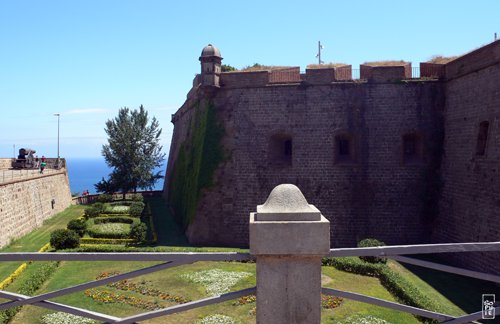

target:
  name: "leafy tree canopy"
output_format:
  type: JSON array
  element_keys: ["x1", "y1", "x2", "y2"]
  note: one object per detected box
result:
[
  {"x1": 95, "y1": 105, "x2": 165, "y2": 195},
  {"x1": 221, "y1": 64, "x2": 237, "y2": 72}
]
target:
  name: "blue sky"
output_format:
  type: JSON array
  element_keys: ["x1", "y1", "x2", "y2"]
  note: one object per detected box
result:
[{"x1": 1, "y1": 0, "x2": 498, "y2": 158}]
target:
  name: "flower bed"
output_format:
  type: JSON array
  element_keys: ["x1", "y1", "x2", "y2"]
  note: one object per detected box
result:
[
  {"x1": 84, "y1": 271, "x2": 190, "y2": 311},
  {"x1": 96, "y1": 271, "x2": 189, "y2": 303},
  {"x1": 86, "y1": 222, "x2": 131, "y2": 239},
  {"x1": 85, "y1": 216, "x2": 140, "y2": 239},
  {"x1": 182, "y1": 269, "x2": 252, "y2": 296},
  {"x1": 104, "y1": 205, "x2": 130, "y2": 214}
]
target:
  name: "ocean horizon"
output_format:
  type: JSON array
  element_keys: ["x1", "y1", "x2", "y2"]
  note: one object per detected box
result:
[{"x1": 66, "y1": 157, "x2": 165, "y2": 195}]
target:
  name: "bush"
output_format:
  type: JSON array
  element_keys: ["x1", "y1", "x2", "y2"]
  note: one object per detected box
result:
[
  {"x1": 93, "y1": 202, "x2": 105, "y2": 213},
  {"x1": 84, "y1": 206, "x2": 100, "y2": 219},
  {"x1": 357, "y1": 238, "x2": 387, "y2": 264},
  {"x1": 67, "y1": 219, "x2": 87, "y2": 237},
  {"x1": 80, "y1": 237, "x2": 135, "y2": 245},
  {"x1": 105, "y1": 205, "x2": 130, "y2": 214},
  {"x1": 130, "y1": 202, "x2": 145, "y2": 217},
  {"x1": 97, "y1": 194, "x2": 114, "y2": 202},
  {"x1": 322, "y1": 257, "x2": 383, "y2": 277},
  {"x1": 110, "y1": 201, "x2": 133, "y2": 206},
  {"x1": 50, "y1": 229, "x2": 80, "y2": 250},
  {"x1": 93, "y1": 216, "x2": 135, "y2": 224},
  {"x1": 130, "y1": 222, "x2": 147, "y2": 242},
  {"x1": 322, "y1": 257, "x2": 441, "y2": 322},
  {"x1": 131, "y1": 193, "x2": 144, "y2": 202}
]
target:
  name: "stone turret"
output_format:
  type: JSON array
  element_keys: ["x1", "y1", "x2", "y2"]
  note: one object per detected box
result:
[{"x1": 199, "y1": 44, "x2": 222, "y2": 87}]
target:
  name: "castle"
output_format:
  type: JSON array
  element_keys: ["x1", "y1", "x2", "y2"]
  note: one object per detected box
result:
[{"x1": 164, "y1": 41, "x2": 499, "y2": 273}]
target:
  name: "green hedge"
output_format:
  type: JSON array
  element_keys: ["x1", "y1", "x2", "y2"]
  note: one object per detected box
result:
[
  {"x1": 93, "y1": 216, "x2": 135, "y2": 224},
  {"x1": 129, "y1": 202, "x2": 145, "y2": 217},
  {"x1": 80, "y1": 237, "x2": 135, "y2": 245},
  {"x1": 110, "y1": 201, "x2": 134, "y2": 206},
  {"x1": 50, "y1": 229, "x2": 80, "y2": 250},
  {"x1": 322, "y1": 257, "x2": 440, "y2": 322},
  {"x1": 97, "y1": 213, "x2": 132, "y2": 218},
  {"x1": 104, "y1": 205, "x2": 130, "y2": 214},
  {"x1": 357, "y1": 238, "x2": 387, "y2": 264}
]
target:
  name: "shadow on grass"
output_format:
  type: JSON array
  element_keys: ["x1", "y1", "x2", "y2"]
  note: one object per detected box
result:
[
  {"x1": 400, "y1": 255, "x2": 500, "y2": 316},
  {"x1": 146, "y1": 196, "x2": 190, "y2": 247}
]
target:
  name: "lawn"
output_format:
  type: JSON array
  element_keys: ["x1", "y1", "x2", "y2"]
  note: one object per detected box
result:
[
  {"x1": 0, "y1": 205, "x2": 85, "y2": 281},
  {"x1": 1, "y1": 197, "x2": 497, "y2": 323}
]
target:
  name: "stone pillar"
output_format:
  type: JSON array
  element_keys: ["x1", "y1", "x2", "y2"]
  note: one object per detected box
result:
[{"x1": 250, "y1": 184, "x2": 330, "y2": 324}]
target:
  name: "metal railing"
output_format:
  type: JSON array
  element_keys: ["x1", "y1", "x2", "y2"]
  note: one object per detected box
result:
[
  {"x1": 0, "y1": 241, "x2": 498, "y2": 323},
  {"x1": 0, "y1": 168, "x2": 62, "y2": 184}
]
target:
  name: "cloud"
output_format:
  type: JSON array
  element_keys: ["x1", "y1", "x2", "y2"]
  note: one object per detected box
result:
[{"x1": 64, "y1": 108, "x2": 110, "y2": 115}]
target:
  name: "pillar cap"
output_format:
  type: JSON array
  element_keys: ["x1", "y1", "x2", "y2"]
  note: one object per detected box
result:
[{"x1": 256, "y1": 184, "x2": 321, "y2": 221}]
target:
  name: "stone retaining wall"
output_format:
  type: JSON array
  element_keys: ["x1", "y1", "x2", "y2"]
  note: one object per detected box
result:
[{"x1": 0, "y1": 170, "x2": 72, "y2": 247}]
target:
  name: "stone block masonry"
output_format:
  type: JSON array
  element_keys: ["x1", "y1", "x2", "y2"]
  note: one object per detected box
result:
[
  {"x1": 0, "y1": 170, "x2": 72, "y2": 247},
  {"x1": 165, "y1": 41, "x2": 500, "y2": 274}
]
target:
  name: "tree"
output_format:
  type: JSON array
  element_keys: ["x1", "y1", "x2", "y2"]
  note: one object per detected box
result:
[
  {"x1": 221, "y1": 64, "x2": 237, "y2": 72},
  {"x1": 95, "y1": 105, "x2": 165, "y2": 196}
]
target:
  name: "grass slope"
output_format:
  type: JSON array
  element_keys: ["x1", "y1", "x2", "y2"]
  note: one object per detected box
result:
[{"x1": 0, "y1": 205, "x2": 85, "y2": 281}]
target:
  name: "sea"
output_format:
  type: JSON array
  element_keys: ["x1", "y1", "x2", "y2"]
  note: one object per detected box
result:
[{"x1": 66, "y1": 157, "x2": 165, "y2": 195}]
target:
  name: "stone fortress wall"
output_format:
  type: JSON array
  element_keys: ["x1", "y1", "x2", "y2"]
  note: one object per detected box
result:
[
  {"x1": 165, "y1": 40, "x2": 500, "y2": 273},
  {"x1": 0, "y1": 159, "x2": 72, "y2": 248},
  {"x1": 432, "y1": 41, "x2": 500, "y2": 272}
]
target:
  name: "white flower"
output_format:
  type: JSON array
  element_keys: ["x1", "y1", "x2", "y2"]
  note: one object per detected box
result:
[
  {"x1": 340, "y1": 315, "x2": 392, "y2": 324},
  {"x1": 182, "y1": 269, "x2": 252, "y2": 296},
  {"x1": 197, "y1": 314, "x2": 238, "y2": 324},
  {"x1": 41, "y1": 312, "x2": 96, "y2": 324}
]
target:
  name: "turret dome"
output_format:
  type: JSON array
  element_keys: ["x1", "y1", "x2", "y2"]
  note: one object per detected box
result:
[{"x1": 200, "y1": 44, "x2": 221, "y2": 58}]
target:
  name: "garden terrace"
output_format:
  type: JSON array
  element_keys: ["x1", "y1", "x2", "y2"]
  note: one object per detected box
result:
[{"x1": 0, "y1": 187, "x2": 498, "y2": 323}]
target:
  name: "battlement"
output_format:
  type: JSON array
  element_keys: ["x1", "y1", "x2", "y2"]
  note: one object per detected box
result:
[{"x1": 192, "y1": 61, "x2": 446, "y2": 91}]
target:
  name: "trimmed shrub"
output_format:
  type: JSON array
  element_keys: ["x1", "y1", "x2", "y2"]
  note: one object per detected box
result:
[
  {"x1": 130, "y1": 223, "x2": 147, "y2": 242},
  {"x1": 110, "y1": 201, "x2": 134, "y2": 206},
  {"x1": 93, "y1": 216, "x2": 135, "y2": 224},
  {"x1": 80, "y1": 237, "x2": 135, "y2": 245},
  {"x1": 105, "y1": 205, "x2": 130, "y2": 214},
  {"x1": 97, "y1": 194, "x2": 114, "y2": 202},
  {"x1": 131, "y1": 193, "x2": 144, "y2": 202},
  {"x1": 358, "y1": 238, "x2": 387, "y2": 264},
  {"x1": 322, "y1": 257, "x2": 383, "y2": 277},
  {"x1": 67, "y1": 219, "x2": 87, "y2": 237},
  {"x1": 83, "y1": 206, "x2": 100, "y2": 219},
  {"x1": 322, "y1": 257, "x2": 441, "y2": 322},
  {"x1": 130, "y1": 202, "x2": 145, "y2": 217},
  {"x1": 50, "y1": 229, "x2": 80, "y2": 250},
  {"x1": 97, "y1": 213, "x2": 132, "y2": 218}
]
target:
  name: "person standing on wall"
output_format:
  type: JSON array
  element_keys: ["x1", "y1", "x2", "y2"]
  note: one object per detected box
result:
[{"x1": 40, "y1": 160, "x2": 46, "y2": 174}]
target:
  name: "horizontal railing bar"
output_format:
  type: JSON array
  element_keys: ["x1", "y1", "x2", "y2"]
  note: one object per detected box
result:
[
  {"x1": 441, "y1": 307, "x2": 500, "y2": 324},
  {"x1": 329, "y1": 242, "x2": 500, "y2": 257},
  {"x1": 0, "y1": 290, "x2": 120, "y2": 322},
  {"x1": 321, "y1": 287, "x2": 454, "y2": 321},
  {"x1": 392, "y1": 256, "x2": 500, "y2": 284},
  {"x1": 0, "y1": 261, "x2": 185, "y2": 311},
  {"x1": 115, "y1": 287, "x2": 257, "y2": 324},
  {"x1": 0, "y1": 252, "x2": 253, "y2": 262}
]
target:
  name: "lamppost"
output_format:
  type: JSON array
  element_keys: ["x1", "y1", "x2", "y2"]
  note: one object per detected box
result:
[{"x1": 54, "y1": 113, "x2": 60, "y2": 168}]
